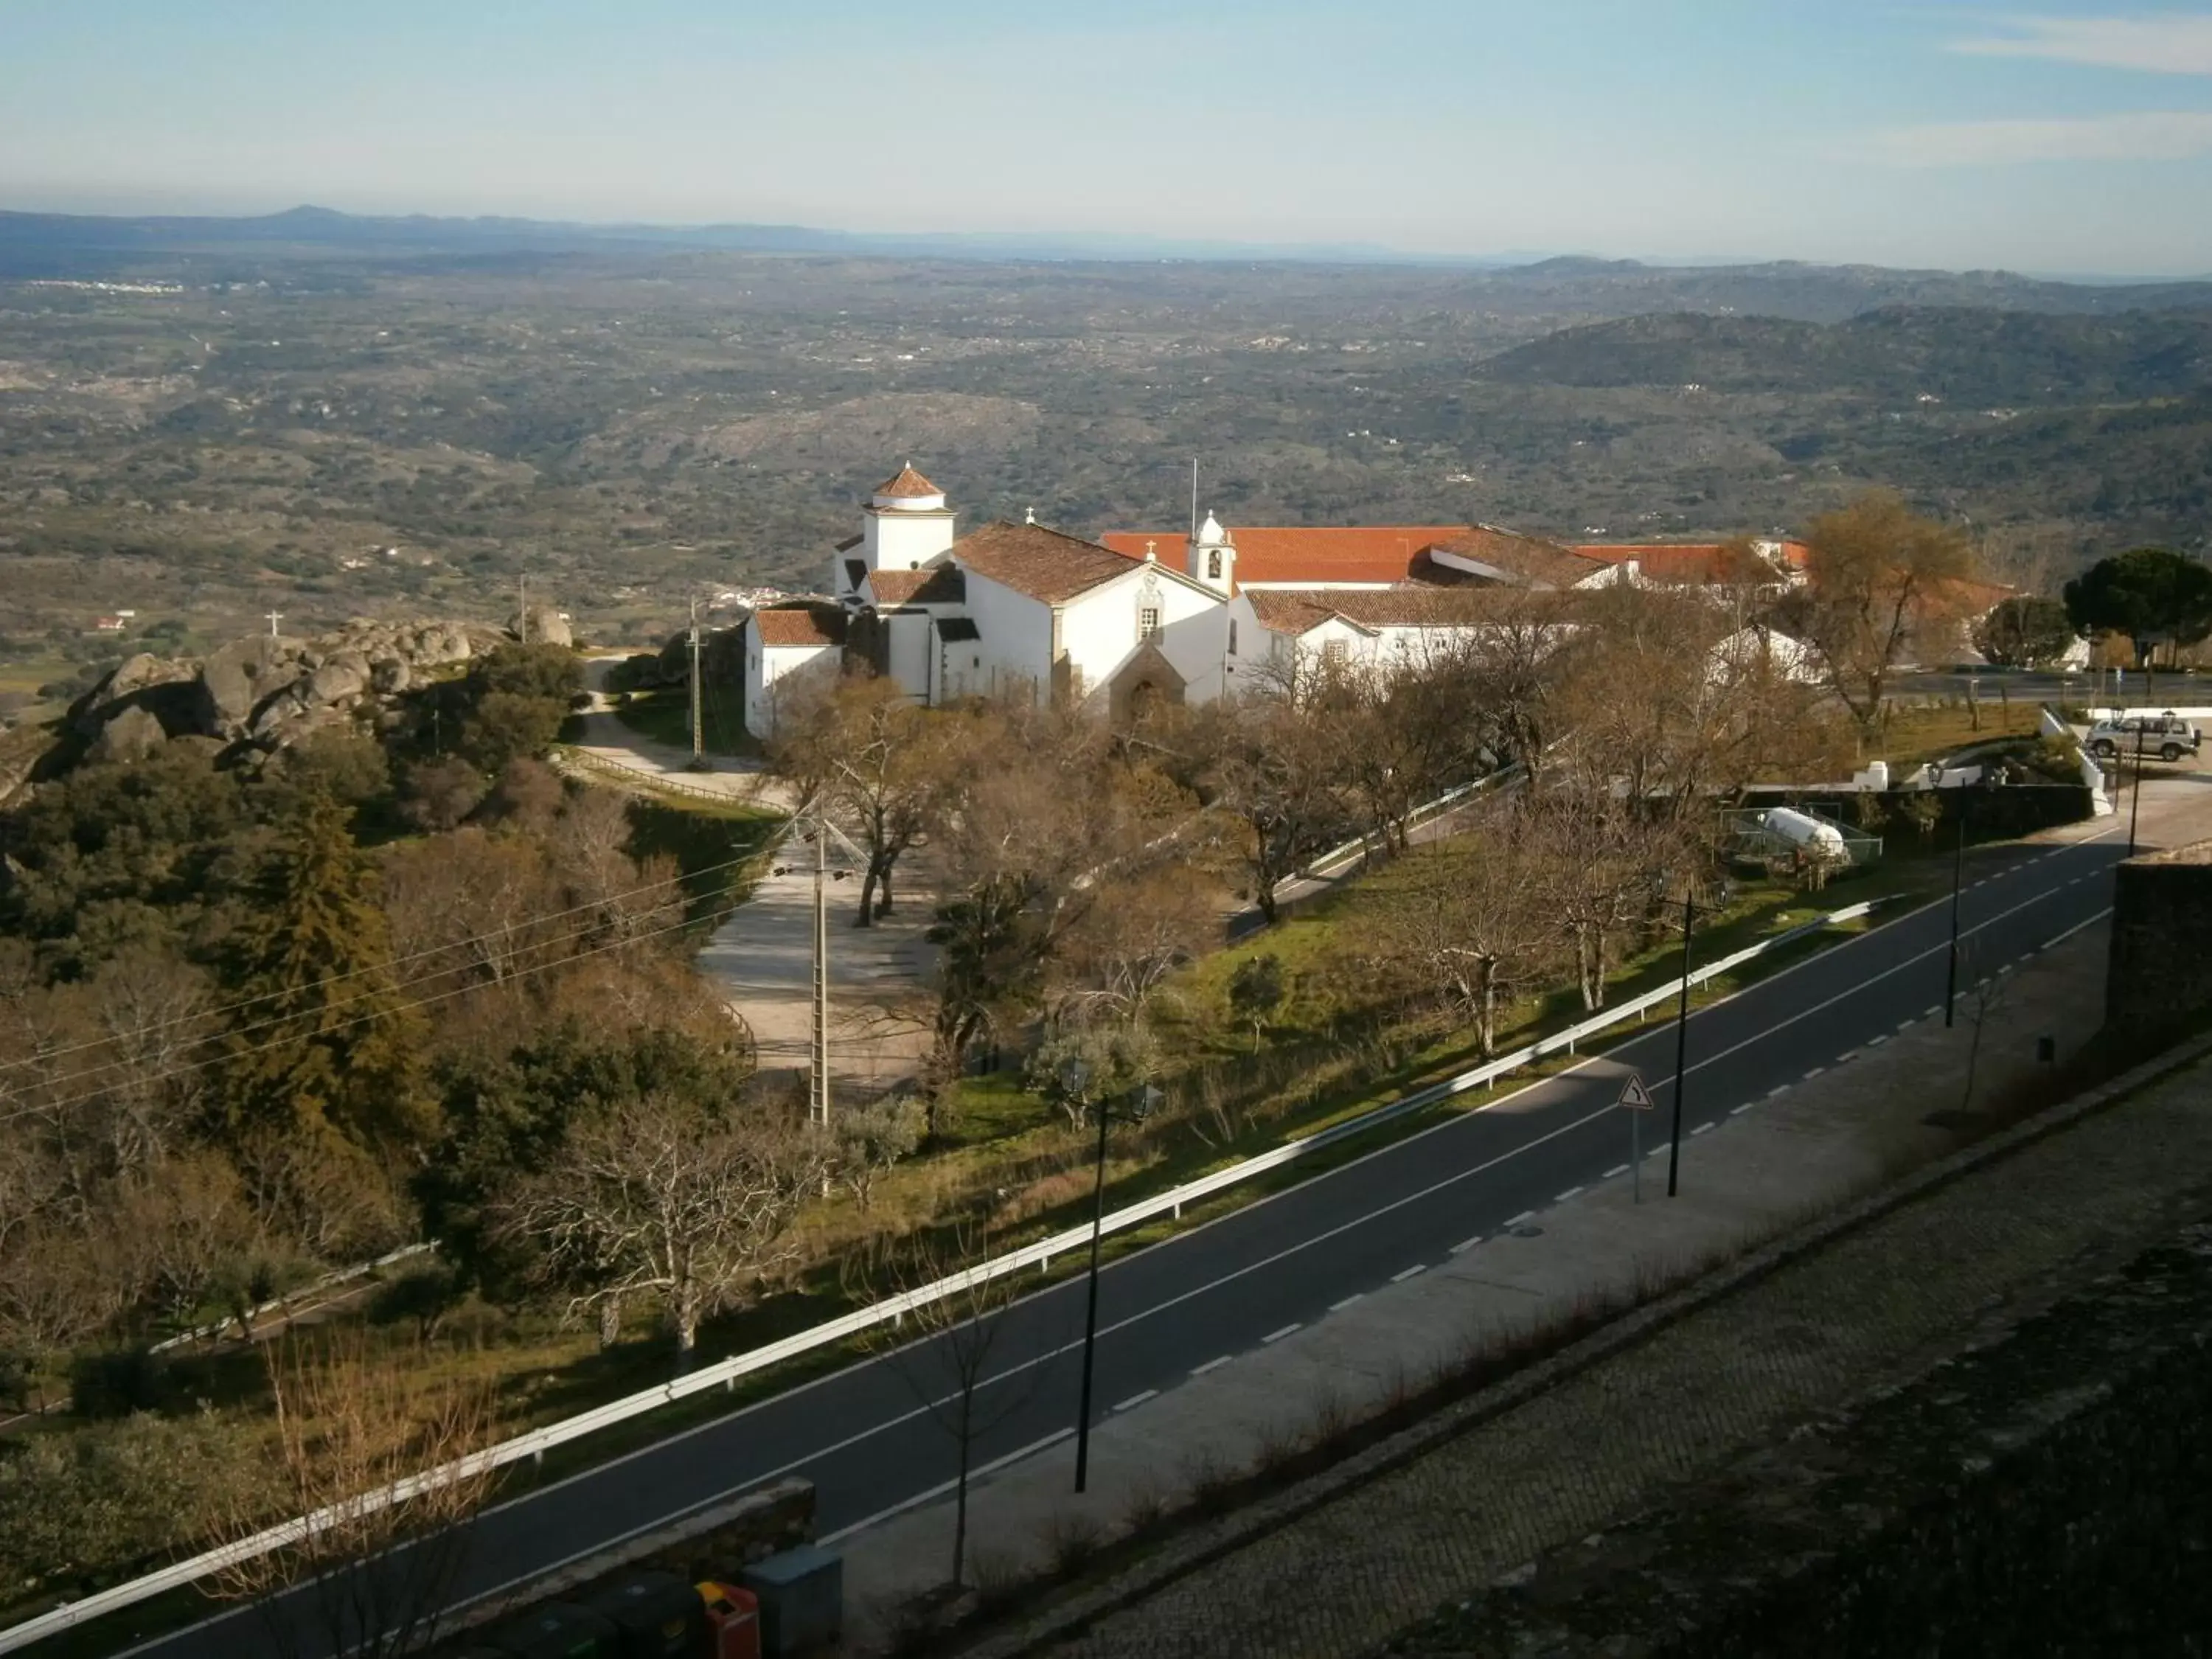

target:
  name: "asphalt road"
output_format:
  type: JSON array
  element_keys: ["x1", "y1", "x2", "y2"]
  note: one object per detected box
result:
[{"x1": 115, "y1": 825, "x2": 2131, "y2": 1659}]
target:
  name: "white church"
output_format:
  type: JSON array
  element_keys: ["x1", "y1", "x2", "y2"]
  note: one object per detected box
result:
[{"x1": 742, "y1": 464, "x2": 1799, "y2": 737}]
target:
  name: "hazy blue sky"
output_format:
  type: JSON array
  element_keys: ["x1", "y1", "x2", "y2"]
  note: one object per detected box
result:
[{"x1": 5, "y1": 1, "x2": 2212, "y2": 273}]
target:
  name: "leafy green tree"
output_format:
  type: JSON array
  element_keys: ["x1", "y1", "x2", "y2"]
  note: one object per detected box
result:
[
  {"x1": 469, "y1": 641, "x2": 584, "y2": 705},
  {"x1": 216, "y1": 793, "x2": 431, "y2": 1160},
  {"x1": 1973, "y1": 596, "x2": 2077, "y2": 669},
  {"x1": 457, "y1": 690, "x2": 565, "y2": 773},
  {"x1": 2062, "y1": 547, "x2": 2212, "y2": 667}
]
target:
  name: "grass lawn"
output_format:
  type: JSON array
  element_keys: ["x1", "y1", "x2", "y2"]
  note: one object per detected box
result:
[
  {"x1": 1876, "y1": 698, "x2": 2044, "y2": 768},
  {"x1": 610, "y1": 689, "x2": 759, "y2": 760}
]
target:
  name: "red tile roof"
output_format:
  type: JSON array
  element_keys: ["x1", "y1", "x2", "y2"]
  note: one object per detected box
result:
[
  {"x1": 872, "y1": 462, "x2": 942, "y2": 500},
  {"x1": 866, "y1": 566, "x2": 967, "y2": 606},
  {"x1": 953, "y1": 521, "x2": 1138, "y2": 605},
  {"x1": 1101, "y1": 526, "x2": 1474, "y2": 587},
  {"x1": 1246, "y1": 585, "x2": 1562, "y2": 635},
  {"x1": 1572, "y1": 542, "x2": 1782, "y2": 586},
  {"x1": 1429, "y1": 526, "x2": 1611, "y2": 588},
  {"x1": 751, "y1": 604, "x2": 847, "y2": 649}
]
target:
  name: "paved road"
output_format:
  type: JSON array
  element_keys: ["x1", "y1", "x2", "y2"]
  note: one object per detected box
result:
[{"x1": 116, "y1": 825, "x2": 2135, "y2": 1659}]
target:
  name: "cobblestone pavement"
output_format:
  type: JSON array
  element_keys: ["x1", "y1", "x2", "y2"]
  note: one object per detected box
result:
[{"x1": 1021, "y1": 1051, "x2": 2212, "y2": 1659}]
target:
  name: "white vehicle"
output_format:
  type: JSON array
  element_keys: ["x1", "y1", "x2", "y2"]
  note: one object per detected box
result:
[{"x1": 2087, "y1": 714, "x2": 2200, "y2": 764}]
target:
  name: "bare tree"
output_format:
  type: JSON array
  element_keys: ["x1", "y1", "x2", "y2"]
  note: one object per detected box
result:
[
  {"x1": 202, "y1": 1329, "x2": 504, "y2": 1659},
  {"x1": 1193, "y1": 687, "x2": 1354, "y2": 925},
  {"x1": 851, "y1": 1225, "x2": 1052, "y2": 1591},
  {"x1": 500, "y1": 1089, "x2": 827, "y2": 1360},
  {"x1": 1362, "y1": 832, "x2": 1558, "y2": 1057},
  {"x1": 1778, "y1": 491, "x2": 1975, "y2": 737}
]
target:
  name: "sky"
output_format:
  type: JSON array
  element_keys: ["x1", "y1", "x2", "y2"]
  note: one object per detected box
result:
[{"x1": 4, "y1": 1, "x2": 2212, "y2": 274}]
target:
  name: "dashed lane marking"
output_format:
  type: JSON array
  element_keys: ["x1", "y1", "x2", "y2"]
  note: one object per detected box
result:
[
  {"x1": 1329, "y1": 1293, "x2": 1364, "y2": 1312},
  {"x1": 1192, "y1": 1354, "x2": 1233, "y2": 1377},
  {"x1": 1262, "y1": 1323, "x2": 1301, "y2": 1344},
  {"x1": 1113, "y1": 1389, "x2": 1158, "y2": 1412},
  {"x1": 1604, "y1": 1164, "x2": 1631, "y2": 1179},
  {"x1": 1554, "y1": 1186, "x2": 1584, "y2": 1203},
  {"x1": 1391, "y1": 1265, "x2": 1427, "y2": 1283},
  {"x1": 1505, "y1": 1210, "x2": 1538, "y2": 1228}
]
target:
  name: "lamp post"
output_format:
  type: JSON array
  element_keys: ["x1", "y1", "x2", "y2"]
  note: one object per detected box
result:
[
  {"x1": 1071, "y1": 1065, "x2": 1161, "y2": 1495},
  {"x1": 2127, "y1": 720, "x2": 2147, "y2": 858},
  {"x1": 1665, "y1": 890, "x2": 1696, "y2": 1200},
  {"x1": 1945, "y1": 804, "x2": 1966, "y2": 1028}
]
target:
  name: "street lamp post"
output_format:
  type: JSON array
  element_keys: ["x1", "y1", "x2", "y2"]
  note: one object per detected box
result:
[
  {"x1": 1071, "y1": 1066, "x2": 1159, "y2": 1495},
  {"x1": 1665, "y1": 891, "x2": 1696, "y2": 1200},
  {"x1": 1945, "y1": 805, "x2": 1966, "y2": 1028},
  {"x1": 2128, "y1": 721, "x2": 2147, "y2": 858}
]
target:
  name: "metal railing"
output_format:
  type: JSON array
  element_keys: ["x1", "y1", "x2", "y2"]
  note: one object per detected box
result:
[
  {"x1": 0, "y1": 893, "x2": 1877, "y2": 1653},
  {"x1": 551, "y1": 743, "x2": 768, "y2": 807}
]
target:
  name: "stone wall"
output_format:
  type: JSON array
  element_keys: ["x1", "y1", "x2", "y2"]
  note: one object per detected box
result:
[
  {"x1": 1391, "y1": 1218, "x2": 2212, "y2": 1658},
  {"x1": 2106, "y1": 837, "x2": 2212, "y2": 1038}
]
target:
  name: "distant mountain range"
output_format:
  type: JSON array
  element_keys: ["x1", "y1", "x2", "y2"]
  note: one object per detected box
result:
[{"x1": 4, "y1": 204, "x2": 2211, "y2": 322}]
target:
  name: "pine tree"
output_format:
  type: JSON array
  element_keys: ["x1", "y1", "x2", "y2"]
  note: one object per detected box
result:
[{"x1": 219, "y1": 792, "x2": 432, "y2": 1161}]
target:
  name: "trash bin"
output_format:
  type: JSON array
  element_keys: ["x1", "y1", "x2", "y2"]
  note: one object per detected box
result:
[
  {"x1": 695, "y1": 1579, "x2": 762, "y2": 1659},
  {"x1": 586, "y1": 1571, "x2": 709, "y2": 1659},
  {"x1": 738, "y1": 1545, "x2": 842, "y2": 1657},
  {"x1": 484, "y1": 1602, "x2": 620, "y2": 1659}
]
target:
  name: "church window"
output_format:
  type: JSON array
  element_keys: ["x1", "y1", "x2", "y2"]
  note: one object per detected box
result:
[
  {"x1": 1321, "y1": 639, "x2": 1348, "y2": 672},
  {"x1": 1207, "y1": 549, "x2": 1222, "y2": 580},
  {"x1": 1228, "y1": 620, "x2": 1239, "y2": 655},
  {"x1": 1139, "y1": 606, "x2": 1161, "y2": 638}
]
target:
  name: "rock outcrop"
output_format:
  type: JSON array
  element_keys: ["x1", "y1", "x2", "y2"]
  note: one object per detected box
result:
[{"x1": 58, "y1": 615, "x2": 515, "y2": 769}]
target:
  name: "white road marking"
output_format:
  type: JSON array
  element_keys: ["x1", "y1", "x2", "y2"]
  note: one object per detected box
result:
[
  {"x1": 1730, "y1": 1103, "x2": 1753, "y2": 1116},
  {"x1": 819, "y1": 1428, "x2": 1074, "y2": 1543},
  {"x1": 1768, "y1": 1083, "x2": 1791, "y2": 1097},
  {"x1": 1391, "y1": 1265, "x2": 1427, "y2": 1282},
  {"x1": 1604, "y1": 1164, "x2": 1631, "y2": 1179},
  {"x1": 1329, "y1": 1293, "x2": 1365, "y2": 1312},
  {"x1": 1866, "y1": 1034, "x2": 1886, "y2": 1047},
  {"x1": 1897, "y1": 1018, "x2": 1916, "y2": 1032},
  {"x1": 1554, "y1": 1186, "x2": 1585, "y2": 1203},
  {"x1": 1691, "y1": 1122, "x2": 1714, "y2": 1136},
  {"x1": 1192, "y1": 1354, "x2": 1233, "y2": 1377},
  {"x1": 1112, "y1": 1388, "x2": 1158, "y2": 1412},
  {"x1": 1505, "y1": 1210, "x2": 1538, "y2": 1228},
  {"x1": 1262, "y1": 1323, "x2": 1302, "y2": 1344},
  {"x1": 1804, "y1": 1065, "x2": 1825, "y2": 1079},
  {"x1": 1450, "y1": 1236, "x2": 1483, "y2": 1254}
]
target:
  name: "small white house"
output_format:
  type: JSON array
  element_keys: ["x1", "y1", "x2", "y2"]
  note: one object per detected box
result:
[{"x1": 742, "y1": 603, "x2": 846, "y2": 740}]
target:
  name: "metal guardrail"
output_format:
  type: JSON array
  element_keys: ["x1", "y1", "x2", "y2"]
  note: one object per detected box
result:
[
  {"x1": 1293, "y1": 773, "x2": 1503, "y2": 885},
  {"x1": 0, "y1": 894, "x2": 1877, "y2": 1653},
  {"x1": 147, "y1": 1242, "x2": 435, "y2": 1355}
]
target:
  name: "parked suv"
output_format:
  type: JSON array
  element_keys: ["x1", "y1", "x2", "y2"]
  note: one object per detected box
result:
[{"x1": 2087, "y1": 714, "x2": 2201, "y2": 763}]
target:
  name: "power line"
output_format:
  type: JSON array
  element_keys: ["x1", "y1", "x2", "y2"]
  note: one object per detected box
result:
[
  {"x1": 0, "y1": 846, "x2": 765, "y2": 1078},
  {"x1": 0, "y1": 888, "x2": 757, "y2": 1133}
]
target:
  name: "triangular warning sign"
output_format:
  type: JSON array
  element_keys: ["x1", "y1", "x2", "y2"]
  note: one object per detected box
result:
[{"x1": 1618, "y1": 1073, "x2": 1655, "y2": 1111}]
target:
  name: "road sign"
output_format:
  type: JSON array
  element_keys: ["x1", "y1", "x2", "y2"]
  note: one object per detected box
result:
[{"x1": 1619, "y1": 1071, "x2": 1653, "y2": 1205}]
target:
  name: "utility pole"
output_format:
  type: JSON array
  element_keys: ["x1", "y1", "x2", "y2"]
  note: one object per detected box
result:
[
  {"x1": 688, "y1": 599, "x2": 706, "y2": 767},
  {"x1": 810, "y1": 826, "x2": 830, "y2": 1132},
  {"x1": 1945, "y1": 806, "x2": 1966, "y2": 1026},
  {"x1": 518, "y1": 574, "x2": 529, "y2": 644},
  {"x1": 1665, "y1": 892, "x2": 1696, "y2": 1199}
]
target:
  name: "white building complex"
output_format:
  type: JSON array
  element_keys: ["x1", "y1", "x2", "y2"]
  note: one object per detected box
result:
[{"x1": 740, "y1": 464, "x2": 1924, "y2": 737}]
